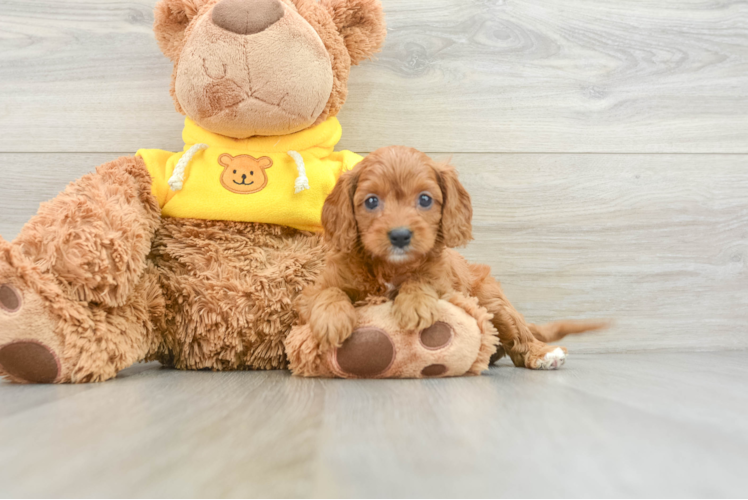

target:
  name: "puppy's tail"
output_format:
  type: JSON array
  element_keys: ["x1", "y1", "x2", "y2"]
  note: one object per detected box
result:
[{"x1": 528, "y1": 320, "x2": 610, "y2": 343}]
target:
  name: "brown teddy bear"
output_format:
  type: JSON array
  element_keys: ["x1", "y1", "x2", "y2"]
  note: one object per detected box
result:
[{"x1": 0, "y1": 0, "x2": 387, "y2": 383}]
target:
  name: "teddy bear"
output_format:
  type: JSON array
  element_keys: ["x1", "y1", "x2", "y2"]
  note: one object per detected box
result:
[{"x1": 0, "y1": 0, "x2": 390, "y2": 383}]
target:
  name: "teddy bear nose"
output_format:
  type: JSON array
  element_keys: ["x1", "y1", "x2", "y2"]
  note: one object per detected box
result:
[{"x1": 212, "y1": 0, "x2": 285, "y2": 35}]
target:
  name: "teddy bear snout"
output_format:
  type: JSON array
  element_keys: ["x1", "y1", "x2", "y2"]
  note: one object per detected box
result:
[{"x1": 212, "y1": 0, "x2": 285, "y2": 35}]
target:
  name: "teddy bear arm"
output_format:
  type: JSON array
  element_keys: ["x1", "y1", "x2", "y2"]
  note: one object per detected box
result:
[{"x1": 11, "y1": 155, "x2": 160, "y2": 306}]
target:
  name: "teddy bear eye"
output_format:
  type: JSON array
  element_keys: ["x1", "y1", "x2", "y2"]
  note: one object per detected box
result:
[
  {"x1": 233, "y1": 170, "x2": 237, "y2": 174},
  {"x1": 365, "y1": 196, "x2": 380, "y2": 211},
  {"x1": 250, "y1": 171, "x2": 254, "y2": 176}
]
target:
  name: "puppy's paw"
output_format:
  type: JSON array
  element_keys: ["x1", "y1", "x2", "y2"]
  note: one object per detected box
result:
[
  {"x1": 392, "y1": 285, "x2": 440, "y2": 332},
  {"x1": 526, "y1": 345, "x2": 567, "y2": 370},
  {"x1": 310, "y1": 311, "x2": 356, "y2": 352},
  {"x1": 308, "y1": 290, "x2": 357, "y2": 351}
]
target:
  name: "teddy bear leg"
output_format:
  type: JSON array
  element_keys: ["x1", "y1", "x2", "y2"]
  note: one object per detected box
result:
[
  {"x1": 470, "y1": 265, "x2": 567, "y2": 370},
  {"x1": 287, "y1": 297, "x2": 494, "y2": 379},
  {"x1": 64, "y1": 264, "x2": 165, "y2": 383},
  {"x1": 0, "y1": 156, "x2": 162, "y2": 383}
]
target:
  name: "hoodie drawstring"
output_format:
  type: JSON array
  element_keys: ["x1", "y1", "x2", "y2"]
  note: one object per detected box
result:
[
  {"x1": 168, "y1": 143, "x2": 209, "y2": 191},
  {"x1": 287, "y1": 150, "x2": 310, "y2": 194}
]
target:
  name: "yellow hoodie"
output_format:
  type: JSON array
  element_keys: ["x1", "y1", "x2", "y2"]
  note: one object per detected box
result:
[{"x1": 136, "y1": 117, "x2": 362, "y2": 232}]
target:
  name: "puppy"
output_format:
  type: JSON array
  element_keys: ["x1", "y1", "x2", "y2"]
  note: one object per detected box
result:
[{"x1": 297, "y1": 146, "x2": 604, "y2": 369}]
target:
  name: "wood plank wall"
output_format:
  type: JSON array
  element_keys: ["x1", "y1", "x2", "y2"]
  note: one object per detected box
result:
[{"x1": 1, "y1": 0, "x2": 746, "y2": 352}]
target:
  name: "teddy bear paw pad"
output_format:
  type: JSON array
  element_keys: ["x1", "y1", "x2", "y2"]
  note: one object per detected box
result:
[
  {"x1": 419, "y1": 321, "x2": 453, "y2": 350},
  {"x1": 0, "y1": 341, "x2": 60, "y2": 383},
  {"x1": 334, "y1": 327, "x2": 395, "y2": 378},
  {"x1": 0, "y1": 284, "x2": 21, "y2": 313},
  {"x1": 421, "y1": 364, "x2": 448, "y2": 377}
]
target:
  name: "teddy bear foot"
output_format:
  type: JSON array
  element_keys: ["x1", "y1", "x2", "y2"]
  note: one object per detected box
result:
[
  {"x1": 0, "y1": 283, "x2": 62, "y2": 384},
  {"x1": 0, "y1": 245, "x2": 64, "y2": 384},
  {"x1": 286, "y1": 297, "x2": 497, "y2": 379},
  {"x1": 333, "y1": 326, "x2": 396, "y2": 377},
  {"x1": 333, "y1": 321, "x2": 462, "y2": 378},
  {"x1": 0, "y1": 338, "x2": 60, "y2": 384}
]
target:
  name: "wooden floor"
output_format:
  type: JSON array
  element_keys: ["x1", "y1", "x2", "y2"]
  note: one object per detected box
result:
[{"x1": 0, "y1": 352, "x2": 746, "y2": 498}]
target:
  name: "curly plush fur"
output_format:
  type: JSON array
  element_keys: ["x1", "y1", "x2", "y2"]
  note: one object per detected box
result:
[
  {"x1": 150, "y1": 219, "x2": 326, "y2": 371},
  {"x1": 0, "y1": 158, "x2": 329, "y2": 383}
]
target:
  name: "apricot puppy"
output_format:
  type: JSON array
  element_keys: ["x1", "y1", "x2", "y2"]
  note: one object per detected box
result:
[{"x1": 296, "y1": 146, "x2": 604, "y2": 370}]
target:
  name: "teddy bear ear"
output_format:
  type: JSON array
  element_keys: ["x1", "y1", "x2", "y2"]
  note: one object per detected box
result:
[
  {"x1": 154, "y1": 0, "x2": 211, "y2": 61},
  {"x1": 321, "y1": 0, "x2": 387, "y2": 65},
  {"x1": 257, "y1": 157, "x2": 273, "y2": 169},
  {"x1": 218, "y1": 153, "x2": 234, "y2": 167}
]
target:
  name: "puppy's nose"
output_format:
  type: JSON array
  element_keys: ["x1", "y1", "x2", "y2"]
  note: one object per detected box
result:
[
  {"x1": 389, "y1": 228, "x2": 413, "y2": 249},
  {"x1": 212, "y1": 0, "x2": 285, "y2": 35}
]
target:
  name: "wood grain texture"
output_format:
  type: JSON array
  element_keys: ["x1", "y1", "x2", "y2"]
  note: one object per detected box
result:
[
  {"x1": 1, "y1": 0, "x2": 747, "y2": 153},
  {"x1": 0, "y1": 352, "x2": 747, "y2": 497},
  {"x1": 453, "y1": 153, "x2": 748, "y2": 353},
  {"x1": 2, "y1": 153, "x2": 746, "y2": 353}
]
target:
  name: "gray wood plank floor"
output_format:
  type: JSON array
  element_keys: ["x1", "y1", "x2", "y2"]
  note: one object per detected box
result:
[{"x1": 1, "y1": 352, "x2": 746, "y2": 498}]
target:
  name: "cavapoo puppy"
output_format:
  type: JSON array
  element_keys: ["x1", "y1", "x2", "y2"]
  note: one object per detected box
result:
[{"x1": 296, "y1": 146, "x2": 603, "y2": 369}]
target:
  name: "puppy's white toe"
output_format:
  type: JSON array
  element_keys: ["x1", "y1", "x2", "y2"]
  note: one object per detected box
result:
[{"x1": 537, "y1": 347, "x2": 566, "y2": 370}]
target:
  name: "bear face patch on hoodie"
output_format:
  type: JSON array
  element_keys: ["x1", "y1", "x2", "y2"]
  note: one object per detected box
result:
[{"x1": 137, "y1": 117, "x2": 362, "y2": 232}]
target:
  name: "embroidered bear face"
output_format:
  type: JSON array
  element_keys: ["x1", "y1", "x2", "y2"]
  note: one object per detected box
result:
[{"x1": 218, "y1": 154, "x2": 273, "y2": 194}]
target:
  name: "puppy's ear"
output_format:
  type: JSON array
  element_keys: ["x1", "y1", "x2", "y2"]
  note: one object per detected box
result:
[
  {"x1": 434, "y1": 161, "x2": 473, "y2": 248},
  {"x1": 154, "y1": 0, "x2": 210, "y2": 61},
  {"x1": 322, "y1": 167, "x2": 360, "y2": 253},
  {"x1": 321, "y1": 0, "x2": 387, "y2": 65}
]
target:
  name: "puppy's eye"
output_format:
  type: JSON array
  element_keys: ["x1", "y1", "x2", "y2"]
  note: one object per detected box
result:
[
  {"x1": 365, "y1": 196, "x2": 380, "y2": 211},
  {"x1": 418, "y1": 194, "x2": 433, "y2": 209}
]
